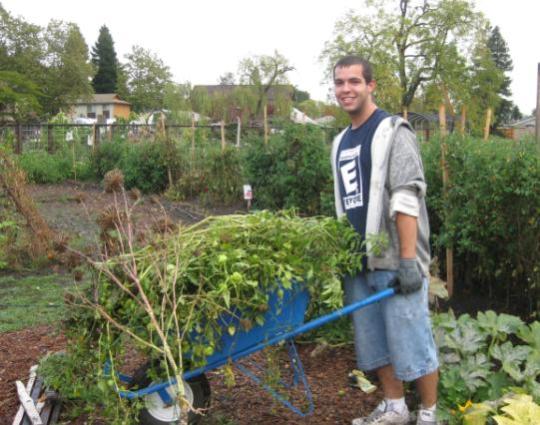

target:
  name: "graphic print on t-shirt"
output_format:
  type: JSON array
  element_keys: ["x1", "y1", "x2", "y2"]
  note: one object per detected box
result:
[{"x1": 339, "y1": 145, "x2": 363, "y2": 210}]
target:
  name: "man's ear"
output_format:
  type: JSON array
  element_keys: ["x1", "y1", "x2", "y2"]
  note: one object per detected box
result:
[{"x1": 368, "y1": 79, "x2": 377, "y2": 94}]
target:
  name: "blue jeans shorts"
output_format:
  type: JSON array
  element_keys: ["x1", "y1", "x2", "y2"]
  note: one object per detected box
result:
[{"x1": 344, "y1": 270, "x2": 439, "y2": 382}]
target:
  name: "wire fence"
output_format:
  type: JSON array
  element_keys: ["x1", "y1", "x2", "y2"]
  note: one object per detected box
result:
[{"x1": 0, "y1": 123, "x2": 341, "y2": 155}]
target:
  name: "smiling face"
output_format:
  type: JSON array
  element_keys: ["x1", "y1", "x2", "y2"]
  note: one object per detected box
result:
[{"x1": 334, "y1": 64, "x2": 376, "y2": 122}]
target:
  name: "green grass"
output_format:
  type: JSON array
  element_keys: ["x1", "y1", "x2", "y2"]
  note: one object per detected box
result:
[{"x1": 0, "y1": 274, "x2": 81, "y2": 333}]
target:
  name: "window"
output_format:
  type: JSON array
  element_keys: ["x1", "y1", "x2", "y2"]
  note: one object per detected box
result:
[{"x1": 87, "y1": 112, "x2": 96, "y2": 118}]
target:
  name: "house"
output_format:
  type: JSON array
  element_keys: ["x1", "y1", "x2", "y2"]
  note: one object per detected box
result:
[
  {"x1": 70, "y1": 94, "x2": 131, "y2": 122},
  {"x1": 498, "y1": 116, "x2": 535, "y2": 140}
]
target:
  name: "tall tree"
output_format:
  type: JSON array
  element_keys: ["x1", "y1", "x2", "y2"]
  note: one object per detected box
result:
[
  {"x1": 124, "y1": 45, "x2": 172, "y2": 112},
  {"x1": 467, "y1": 29, "x2": 504, "y2": 135},
  {"x1": 0, "y1": 70, "x2": 41, "y2": 121},
  {"x1": 0, "y1": 5, "x2": 45, "y2": 88},
  {"x1": 0, "y1": 5, "x2": 93, "y2": 119},
  {"x1": 487, "y1": 26, "x2": 521, "y2": 126},
  {"x1": 91, "y1": 25, "x2": 118, "y2": 93},
  {"x1": 320, "y1": 0, "x2": 482, "y2": 113},
  {"x1": 238, "y1": 50, "x2": 294, "y2": 117},
  {"x1": 42, "y1": 21, "x2": 93, "y2": 115}
]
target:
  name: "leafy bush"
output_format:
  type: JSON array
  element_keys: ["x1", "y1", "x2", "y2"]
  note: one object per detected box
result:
[
  {"x1": 90, "y1": 139, "x2": 128, "y2": 179},
  {"x1": 169, "y1": 138, "x2": 243, "y2": 205},
  {"x1": 204, "y1": 146, "x2": 243, "y2": 205},
  {"x1": 432, "y1": 310, "x2": 540, "y2": 423},
  {"x1": 18, "y1": 147, "x2": 94, "y2": 183},
  {"x1": 422, "y1": 134, "x2": 540, "y2": 315},
  {"x1": 18, "y1": 150, "x2": 71, "y2": 183},
  {"x1": 121, "y1": 141, "x2": 169, "y2": 193},
  {"x1": 243, "y1": 124, "x2": 332, "y2": 215}
]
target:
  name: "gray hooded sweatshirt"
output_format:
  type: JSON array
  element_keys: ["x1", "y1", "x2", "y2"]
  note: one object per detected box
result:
[{"x1": 331, "y1": 116, "x2": 431, "y2": 276}]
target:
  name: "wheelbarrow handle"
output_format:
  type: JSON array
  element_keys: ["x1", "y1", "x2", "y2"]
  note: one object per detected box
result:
[
  {"x1": 182, "y1": 287, "x2": 397, "y2": 382},
  {"x1": 262, "y1": 286, "x2": 397, "y2": 342}
]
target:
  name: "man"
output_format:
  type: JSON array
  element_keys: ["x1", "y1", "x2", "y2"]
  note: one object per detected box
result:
[{"x1": 331, "y1": 55, "x2": 439, "y2": 425}]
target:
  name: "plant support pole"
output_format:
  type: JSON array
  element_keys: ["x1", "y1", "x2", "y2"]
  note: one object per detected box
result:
[
  {"x1": 191, "y1": 116, "x2": 195, "y2": 163},
  {"x1": 460, "y1": 105, "x2": 466, "y2": 137},
  {"x1": 483, "y1": 107, "x2": 492, "y2": 141},
  {"x1": 439, "y1": 104, "x2": 454, "y2": 298},
  {"x1": 220, "y1": 120, "x2": 226, "y2": 152},
  {"x1": 236, "y1": 116, "x2": 241, "y2": 147},
  {"x1": 263, "y1": 104, "x2": 268, "y2": 145}
]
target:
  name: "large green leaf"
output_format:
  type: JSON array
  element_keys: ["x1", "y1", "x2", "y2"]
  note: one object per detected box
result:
[
  {"x1": 460, "y1": 353, "x2": 492, "y2": 392},
  {"x1": 490, "y1": 342, "x2": 531, "y2": 382},
  {"x1": 477, "y1": 311, "x2": 524, "y2": 344},
  {"x1": 517, "y1": 322, "x2": 540, "y2": 350},
  {"x1": 493, "y1": 394, "x2": 540, "y2": 425},
  {"x1": 444, "y1": 322, "x2": 487, "y2": 357}
]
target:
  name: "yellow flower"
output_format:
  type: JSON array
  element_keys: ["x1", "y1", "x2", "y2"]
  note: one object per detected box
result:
[{"x1": 458, "y1": 400, "x2": 473, "y2": 413}]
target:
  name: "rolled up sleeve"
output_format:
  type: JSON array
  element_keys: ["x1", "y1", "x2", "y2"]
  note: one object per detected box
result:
[{"x1": 387, "y1": 127, "x2": 427, "y2": 220}]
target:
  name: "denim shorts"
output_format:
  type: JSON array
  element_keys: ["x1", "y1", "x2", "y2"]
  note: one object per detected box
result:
[{"x1": 344, "y1": 270, "x2": 439, "y2": 382}]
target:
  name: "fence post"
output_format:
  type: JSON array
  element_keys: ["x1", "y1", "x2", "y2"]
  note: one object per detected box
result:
[
  {"x1": 15, "y1": 123, "x2": 22, "y2": 154},
  {"x1": 439, "y1": 104, "x2": 454, "y2": 298},
  {"x1": 220, "y1": 120, "x2": 226, "y2": 152},
  {"x1": 47, "y1": 124, "x2": 54, "y2": 153},
  {"x1": 93, "y1": 124, "x2": 100, "y2": 149}
]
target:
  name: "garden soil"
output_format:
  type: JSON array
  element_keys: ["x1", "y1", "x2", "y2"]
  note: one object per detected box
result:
[
  {"x1": 0, "y1": 182, "x2": 384, "y2": 424},
  {"x1": 0, "y1": 325, "x2": 384, "y2": 424}
]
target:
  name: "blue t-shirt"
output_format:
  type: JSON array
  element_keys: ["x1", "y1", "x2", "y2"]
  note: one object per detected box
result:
[{"x1": 336, "y1": 109, "x2": 390, "y2": 243}]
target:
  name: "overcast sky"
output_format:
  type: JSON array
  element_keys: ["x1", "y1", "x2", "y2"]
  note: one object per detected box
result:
[{"x1": 3, "y1": 0, "x2": 539, "y2": 114}]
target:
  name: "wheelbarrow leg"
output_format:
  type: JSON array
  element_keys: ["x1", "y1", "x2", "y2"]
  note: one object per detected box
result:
[{"x1": 235, "y1": 339, "x2": 314, "y2": 417}]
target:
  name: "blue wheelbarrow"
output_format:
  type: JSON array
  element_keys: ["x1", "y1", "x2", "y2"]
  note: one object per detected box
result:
[{"x1": 106, "y1": 284, "x2": 396, "y2": 424}]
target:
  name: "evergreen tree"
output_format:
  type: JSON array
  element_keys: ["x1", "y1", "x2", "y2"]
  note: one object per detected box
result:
[
  {"x1": 487, "y1": 26, "x2": 522, "y2": 125},
  {"x1": 91, "y1": 25, "x2": 118, "y2": 93}
]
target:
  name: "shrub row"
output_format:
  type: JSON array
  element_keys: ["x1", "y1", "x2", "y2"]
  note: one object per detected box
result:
[
  {"x1": 12, "y1": 127, "x2": 540, "y2": 312},
  {"x1": 422, "y1": 134, "x2": 539, "y2": 315}
]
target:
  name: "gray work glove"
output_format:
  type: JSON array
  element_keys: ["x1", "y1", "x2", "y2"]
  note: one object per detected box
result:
[{"x1": 397, "y1": 258, "x2": 423, "y2": 294}]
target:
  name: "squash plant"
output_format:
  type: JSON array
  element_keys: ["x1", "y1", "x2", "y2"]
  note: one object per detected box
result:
[{"x1": 433, "y1": 311, "x2": 540, "y2": 423}]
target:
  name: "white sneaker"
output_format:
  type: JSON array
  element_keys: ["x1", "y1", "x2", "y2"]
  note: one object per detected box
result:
[
  {"x1": 416, "y1": 408, "x2": 438, "y2": 425},
  {"x1": 352, "y1": 401, "x2": 411, "y2": 425}
]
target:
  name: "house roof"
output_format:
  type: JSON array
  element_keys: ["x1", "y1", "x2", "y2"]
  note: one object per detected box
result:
[
  {"x1": 508, "y1": 116, "x2": 535, "y2": 128},
  {"x1": 74, "y1": 94, "x2": 131, "y2": 106}
]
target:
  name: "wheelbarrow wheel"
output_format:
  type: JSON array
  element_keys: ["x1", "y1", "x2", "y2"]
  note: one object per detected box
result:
[{"x1": 138, "y1": 373, "x2": 211, "y2": 425}]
